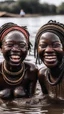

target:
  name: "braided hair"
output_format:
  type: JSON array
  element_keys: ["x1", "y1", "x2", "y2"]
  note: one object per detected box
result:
[
  {"x1": 34, "y1": 20, "x2": 64, "y2": 65},
  {"x1": 0, "y1": 22, "x2": 32, "y2": 52}
]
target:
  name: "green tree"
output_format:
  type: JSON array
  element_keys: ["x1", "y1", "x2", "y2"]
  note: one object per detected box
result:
[
  {"x1": 9, "y1": 2, "x2": 20, "y2": 13},
  {"x1": 49, "y1": 5, "x2": 56, "y2": 14},
  {"x1": 57, "y1": 2, "x2": 64, "y2": 14},
  {"x1": 40, "y1": 3, "x2": 50, "y2": 15},
  {"x1": 17, "y1": 0, "x2": 40, "y2": 14}
]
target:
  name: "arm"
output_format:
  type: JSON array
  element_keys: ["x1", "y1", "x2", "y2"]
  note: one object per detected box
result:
[
  {"x1": 24, "y1": 62, "x2": 38, "y2": 97},
  {"x1": 38, "y1": 68, "x2": 48, "y2": 95},
  {"x1": 28, "y1": 68, "x2": 38, "y2": 97},
  {"x1": 29, "y1": 79, "x2": 37, "y2": 97}
]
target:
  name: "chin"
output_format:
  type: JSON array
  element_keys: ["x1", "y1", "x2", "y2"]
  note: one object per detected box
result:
[
  {"x1": 9, "y1": 61, "x2": 21, "y2": 66},
  {"x1": 9, "y1": 57, "x2": 24, "y2": 66},
  {"x1": 44, "y1": 61, "x2": 58, "y2": 68}
]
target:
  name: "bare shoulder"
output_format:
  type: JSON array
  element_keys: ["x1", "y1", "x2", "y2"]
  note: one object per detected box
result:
[
  {"x1": 24, "y1": 61, "x2": 38, "y2": 80},
  {"x1": 38, "y1": 66, "x2": 47, "y2": 78},
  {"x1": 24, "y1": 61, "x2": 38, "y2": 71}
]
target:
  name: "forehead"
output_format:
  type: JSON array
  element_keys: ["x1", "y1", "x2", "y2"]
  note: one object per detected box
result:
[
  {"x1": 3, "y1": 30, "x2": 27, "y2": 42},
  {"x1": 39, "y1": 32, "x2": 61, "y2": 42}
]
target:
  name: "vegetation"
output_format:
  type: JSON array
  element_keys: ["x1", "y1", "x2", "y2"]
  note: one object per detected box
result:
[{"x1": 0, "y1": 0, "x2": 64, "y2": 15}]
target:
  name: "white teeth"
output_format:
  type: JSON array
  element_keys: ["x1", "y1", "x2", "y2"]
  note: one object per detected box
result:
[
  {"x1": 10, "y1": 55, "x2": 21, "y2": 63},
  {"x1": 44, "y1": 53, "x2": 56, "y2": 56},
  {"x1": 45, "y1": 56, "x2": 56, "y2": 59},
  {"x1": 44, "y1": 55, "x2": 57, "y2": 62},
  {"x1": 45, "y1": 58, "x2": 56, "y2": 62},
  {"x1": 11, "y1": 55, "x2": 20, "y2": 59}
]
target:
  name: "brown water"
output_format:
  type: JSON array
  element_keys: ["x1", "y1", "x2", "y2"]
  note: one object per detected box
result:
[
  {"x1": 0, "y1": 15, "x2": 64, "y2": 113},
  {"x1": 0, "y1": 81, "x2": 64, "y2": 114}
]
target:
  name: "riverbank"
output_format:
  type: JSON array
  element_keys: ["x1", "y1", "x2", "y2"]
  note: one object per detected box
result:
[{"x1": 0, "y1": 11, "x2": 41, "y2": 17}]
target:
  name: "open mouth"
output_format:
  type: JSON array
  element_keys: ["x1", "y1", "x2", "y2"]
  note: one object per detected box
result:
[
  {"x1": 44, "y1": 53, "x2": 57, "y2": 65},
  {"x1": 44, "y1": 56, "x2": 57, "y2": 63},
  {"x1": 10, "y1": 55, "x2": 21, "y2": 63}
]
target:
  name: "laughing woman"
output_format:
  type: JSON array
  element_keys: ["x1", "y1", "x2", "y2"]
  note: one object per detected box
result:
[
  {"x1": 34, "y1": 20, "x2": 64, "y2": 100},
  {"x1": 0, "y1": 23, "x2": 38, "y2": 99}
]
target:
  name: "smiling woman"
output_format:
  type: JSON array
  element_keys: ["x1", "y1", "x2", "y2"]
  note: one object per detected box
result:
[
  {"x1": 0, "y1": 22, "x2": 38, "y2": 99},
  {"x1": 34, "y1": 20, "x2": 64, "y2": 100}
]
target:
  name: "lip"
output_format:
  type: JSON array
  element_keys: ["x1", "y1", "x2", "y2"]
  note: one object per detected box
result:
[
  {"x1": 10, "y1": 55, "x2": 21, "y2": 63},
  {"x1": 44, "y1": 53, "x2": 57, "y2": 65},
  {"x1": 44, "y1": 56, "x2": 57, "y2": 62}
]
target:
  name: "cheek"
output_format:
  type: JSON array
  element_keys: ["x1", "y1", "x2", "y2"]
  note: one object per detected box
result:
[
  {"x1": 2, "y1": 47, "x2": 10, "y2": 59},
  {"x1": 21, "y1": 51, "x2": 27, "y2": 61},
  {"x1": 2, "y1": 48, "x2": 9, "y2": 55},
  {"x1": 38, "y1": 47, "x2": 44, "y2": 60},
  {"x1": 55, "y1": 47, "x2": 63, "y2": 55},
  {"x1": 21, "y1": 48, "x2": 28, "y2": 54},
  {"x1": 20, "y1": 49, "x2": 28, "y2": 58},
  {"x1": 3, "y1": 52, "x2": 9, "y2": 61},
  {"x1": 21, "y1": 48, "x2": 28, "y2": 52},
  {"x1": 2, "y1": 45, "x2": 10, "y2": 52},
  {"x1": 56, "y1": 50, "x2": 64, "y2": 61}
]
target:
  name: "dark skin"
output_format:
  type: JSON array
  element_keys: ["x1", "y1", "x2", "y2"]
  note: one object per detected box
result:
[
  {"x1": 0, "y1": 30, "x2": 38, "y2": 99},
  {"x1": 38, "y1": 32, "x2": 64, "y2": 100}
]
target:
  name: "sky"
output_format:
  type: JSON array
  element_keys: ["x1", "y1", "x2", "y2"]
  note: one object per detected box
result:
[{"x1": 39, "y1": 0, "x2": 64, "y2": 6}]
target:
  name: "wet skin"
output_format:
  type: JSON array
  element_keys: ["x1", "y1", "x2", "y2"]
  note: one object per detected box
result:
[
  {"x1": 0, "y1": 30, "x2": 38, "y2": 99},
  {"x1": 38, "y1": 32, "x2": 64, "y2": 100}
]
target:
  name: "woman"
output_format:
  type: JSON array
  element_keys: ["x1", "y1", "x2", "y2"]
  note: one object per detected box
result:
[
  {"x1": 0, "y1": 22, "x2": 38, "y2": 99},
  {"x1": 34, "y1": 20, "x2": 64, "y2": 100}
]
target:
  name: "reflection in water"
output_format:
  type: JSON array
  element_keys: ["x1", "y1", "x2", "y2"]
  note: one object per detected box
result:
[
  {"x1": 0, "y1": 96, "x2": 64, "y2": 114},
  {"x1": 0, "y1": 16, "x2": 64, "y2": 113},
  {"x1": 0, "y1": 81, "x2": 64, "y2": 114}
]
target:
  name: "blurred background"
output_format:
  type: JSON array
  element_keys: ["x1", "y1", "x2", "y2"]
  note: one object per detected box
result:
[{"x1": 0, "y1": 0, "x2": 64, "y2": 15}]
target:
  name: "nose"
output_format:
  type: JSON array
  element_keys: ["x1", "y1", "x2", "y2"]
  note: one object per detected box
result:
[
  {"x1": 45, "y1": 45, "x2": 54, "y2": 52},
  {"x1": 12, "y1": 45, "x2": 20, "y2": 51}
]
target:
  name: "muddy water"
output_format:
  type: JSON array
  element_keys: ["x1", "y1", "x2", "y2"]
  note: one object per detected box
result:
[{"x1": 0, "y1": 80, "x2": 64, "y2": 114}]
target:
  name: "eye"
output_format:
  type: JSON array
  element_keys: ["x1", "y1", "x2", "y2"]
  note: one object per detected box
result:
[
  {"x1": 39, "y1": 43, "x2": 47, "y2": 48},
  {"x1": 7, "y1": 44, "x2": 13, "y2": 47},
  {"x1": 3, "y1": 42, "x2": 13, "y2": 48},
  {"x1": 53, "y1": 43, "x2": 62, "y2": 48},
  {"x1": 20, "y1": 43, "x2": 27, "y2": 48}
]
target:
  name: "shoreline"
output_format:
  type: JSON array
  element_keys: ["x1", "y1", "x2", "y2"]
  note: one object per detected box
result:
[
  {"x1": 0, "y1": 11, "x2": 41, "y2": 17},
  {"x1": 0, "y1": 11, "x2": 64, "y2": 18}
]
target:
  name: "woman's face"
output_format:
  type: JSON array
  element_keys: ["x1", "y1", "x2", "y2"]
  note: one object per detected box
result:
[
  {"x1": 2, "y1": 30, "x2": 28, "y2": 66},
  {"x1": 38, "y1": 32, "x2": 63, "y2": 68}
]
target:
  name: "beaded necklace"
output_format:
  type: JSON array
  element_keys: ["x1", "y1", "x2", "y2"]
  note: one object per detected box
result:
[
  {"x1": 46, "y1": 68, "x2": 64, "y2": 86},
  {"x1": 2, "y1": 62, "x2": 25, "y2": 85}
]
